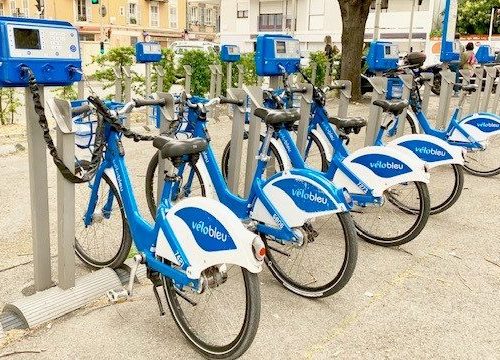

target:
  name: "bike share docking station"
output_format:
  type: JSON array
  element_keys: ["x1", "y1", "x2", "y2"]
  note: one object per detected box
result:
[{"x1": 0, "y1": 17, "x2": 125, "y2": 335}]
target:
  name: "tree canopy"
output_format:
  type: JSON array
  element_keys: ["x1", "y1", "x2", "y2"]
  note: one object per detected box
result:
[{"x1": 457, "y1": 0, "x2": 500, "y2": 35}]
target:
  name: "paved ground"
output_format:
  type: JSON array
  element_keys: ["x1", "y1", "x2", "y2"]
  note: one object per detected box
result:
[{"x1": 0, "y1": 94, "x2": 499, "y2": 359}]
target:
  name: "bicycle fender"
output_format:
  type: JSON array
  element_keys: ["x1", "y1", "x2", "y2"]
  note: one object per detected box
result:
[
  {"x1": 387, "y1": 134, "x2": 465, "y2": 168},
  {"x1": 251, "y1": 169, "x2": 350, "y2": 228},
  {"x1": 156, "y1": 197, "x2": 262, "y2": 279},
  {"x1": 449, "y1": 113, "x2": 500, "y2": 143},
  {"x1": 333, "y1": 146, "x2": 430, "y2": 197},
  {"x1": 270, "y1": 137, "x2": 292, "y2": 170},
  {"x1": 195, "y1": 154, "x2": 219, "y2": 199},
  {"x1": 311, "y1": 128, "x2": 334, "y2": 163}
]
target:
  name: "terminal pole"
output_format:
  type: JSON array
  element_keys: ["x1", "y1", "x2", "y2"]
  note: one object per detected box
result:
[
  {"x1": 77, "y1": 80, "x2": 85, "y2": 99},
  {"x1": 396, "y1": 74, "x2": 413, "y2": 137},
  {"x1": 209, "y1": 65, "x2": 217, "y2": 98},
  {"x1": 296, "y1": 83, "x2": 313, "y2": 156},
  {"x1": 237, "y1": 64, "x2": 244, "y2": 88},
  {"x1": 436, "y1": 67, "x2": 455, "y2": 129},
  {"x1": 216, "y1": 65, "x2": 223, "y2": 97},
  {"x1": 226, "y1": 63, "x2": 233, "y2": 91},
  {"x1": 469, "y1": 67, "x2": 484, "y2": 114},
  {"x1": 51, "y1": 99, "x2": 76, "y2": 290},
  {"x1": 335, "y1": 80, "x2": 352, "y2": 118},
  {"x1": 491, "y1": 65, "x2": 500, "y2": 114},
  {"x1": 242, "y1": 85, "x2": 263, "y2": 196},
  {"x1": 480, "y1": 66, "x2": 497, "y2": 112},
  {"x1": 156, "y1": 65, "x2": 165, "y2": 93},
  {"x1": 420, "y1": 72, "x2": 434, "y2": 116},
  {"x1": 365, "y1": 76, "x2": 387, "y2": 146},
  {"x1": 226, "y1": 88, "x2": 247, "y2": 193},
  {"x1": 25, "y1": 86, "x2": 53, "y2": 292},
  {"x1": 183, "y1": 65, "x2": 192, "y2": 94},
  {"x1": 113, "y1": 65, "x2": 123, "y2": 103},
  {"x1": 122, "y1": 66, "x2": 132, "y2": 127}
]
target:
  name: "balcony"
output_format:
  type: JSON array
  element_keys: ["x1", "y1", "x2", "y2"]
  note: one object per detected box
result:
[{"x1": 258, "y1": 13, "x2": 283, "y2": 31}]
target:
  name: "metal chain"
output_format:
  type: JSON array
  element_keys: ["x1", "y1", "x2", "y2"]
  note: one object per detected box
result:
[{"x1": 25, "y1": 68, "x2": 155, "y2": 184}]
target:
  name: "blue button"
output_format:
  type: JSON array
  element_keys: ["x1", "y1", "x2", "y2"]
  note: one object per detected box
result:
[{"x1": 70, "y1": 45, "x2": 77, "y2": 52}]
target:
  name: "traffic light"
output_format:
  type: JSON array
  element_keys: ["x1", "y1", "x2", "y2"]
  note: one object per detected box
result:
[
  {"x1": 91, "y1": 0, "x2": 99, "y2": 4},
  {"x1": 100, "y1": 41, "x2": 105, "y2": 55}
]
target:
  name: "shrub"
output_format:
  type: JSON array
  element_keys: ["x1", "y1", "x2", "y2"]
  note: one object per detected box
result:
[
  {"x1": 152, "y1": 48, "x2": 177, "y2": 93},
  {"x1": 177, "y1": 50, "x2": 219, "y2": 96}
]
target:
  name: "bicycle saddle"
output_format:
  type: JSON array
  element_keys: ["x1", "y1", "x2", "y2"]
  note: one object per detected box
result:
[
  {"x1": 373, "y1": 100, "x2": 408, "y2": 116},
  {"x1": 254, "y1": 108, "x2": 301, "y2": 126},
  {"x1": 153, "y1": 136, "x2": 208, "y2": 159},
  {"x1": 457, "y1": 84, "x2": 478, "y2": 93},
  {"x1": 328, "y1": 116, "x2": 367, "y2": 134}
]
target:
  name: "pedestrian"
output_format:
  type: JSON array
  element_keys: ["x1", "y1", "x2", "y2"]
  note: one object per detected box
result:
[
  {"x1": 324, "y1": 35, "x2": 334, "y2": 83},
  {"x1": 461, "y1": 42, "x2": 477, "y2": 70}
]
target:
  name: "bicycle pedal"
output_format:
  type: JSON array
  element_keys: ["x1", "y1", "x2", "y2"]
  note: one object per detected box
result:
[{"x1": 106, "y1": 288, "x2": 129, "y2": 304}]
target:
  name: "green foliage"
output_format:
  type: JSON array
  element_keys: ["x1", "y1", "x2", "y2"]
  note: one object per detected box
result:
[
  {"x1": 153, "y1": 48, "x2": 177, "y2": 93},
  {"x1": 0, "y1": 89, "x2": 21, "y2": 125},
  {"x1": 302, "y1": 51, "x2": 341, "y2": 86},
  {"x1": 236, "y1": 52, "x2": 258, "y2": 86},
  {"x1": 429, "y1": 28, "x2": 443, "y2": 38},
  {"x1": 178, "y1": 50, "x2": 219, "y2": 95},
  {"x1": 457, "y1": 0, "x2": 500, "y2": 35},
  {"x1": 52, "y1": 85, "x2": 78, "y2": 101},
  {"x1": 90, "y1": 46, "x2": 141, "y2": 101}
]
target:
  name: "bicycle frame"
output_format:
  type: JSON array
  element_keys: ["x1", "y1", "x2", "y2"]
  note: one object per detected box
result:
[{"x1": 82, "y1": 126, "x2": 262, "y2": 288}]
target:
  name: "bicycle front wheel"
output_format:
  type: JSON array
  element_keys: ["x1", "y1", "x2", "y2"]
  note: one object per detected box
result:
[
  {"x1": 75, "y1": 166, "x2": 132, "y2": 269},
  {"x1": 163, "y1": 266, "x2": 261, "y2": 359},
  {"x1": 463, "y1": 134, "x2": 500, "y2": 177}
]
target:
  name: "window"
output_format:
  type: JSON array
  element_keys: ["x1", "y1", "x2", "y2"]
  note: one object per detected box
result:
[
  {"x1": 309, "y1": 0, "x2": 324, "y2": 30},
  {"x1": 10, "y1": 0, "x2": 17, "y2": 16},
  {"x1": 79, "y1": 33, "x2": 95, "y2": 41},
  {"x1": 76, "y1": 0, "x2": 89, "y2": 21},
  {"x1": 119, "y1": 6, "x2": 124, "y2": 16},
  {"x1": 205, "y1": 8, "x2": 214, "y2": 25},
  {"x1": 370, "y1": 0, "x2": 389, "y2": 10},
  {"x1": 130, "y1": 36, "x2": 138, "y2": 46},
  {"x1": 169, "y1": 4, "x2": 177, "y2": 28},
  {"x1": 150, "y1": 3, "x2": 159, "y2": 27},
  {"x1": 23, "y1": 0, "x2": 28, "y2": 15},
  {"x1": 237, "y1": 10, "x2": 248, "y2": 18},
  {"x1": 189, "y1": 7, "x2": 198, "y2": 22},
  {"x1": 128, "y1": 2, "x2": 139, "y2": 24}
]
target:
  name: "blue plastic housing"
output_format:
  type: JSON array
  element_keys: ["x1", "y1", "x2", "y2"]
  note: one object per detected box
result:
[
  {"x1": 366, "y1": 41, "x2": 399, "y2": 72},
  {"x1": 476, "y1": 45, "x2": 495, "y2": 64},
  {"x1": 135, "y1": 42, "x2": 162, "y2": 63},
  {"x1": 255, "y1": 34, "x2": 301, "y2": 76},
  {"x1": 386, "y1": 78, "x2": 404, "y2": 100},
  {"x1": 440, "y1": 0, "x2": 460, "y2": 62},
  {"x1": 0, "y1": 16, "x2": 82, "y2": 87},
  {"x1": 220, "y1": 45, "x2": 241, "y2": 63}
]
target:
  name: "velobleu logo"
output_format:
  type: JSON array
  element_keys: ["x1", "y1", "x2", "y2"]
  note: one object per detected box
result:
[
  {"x1": 399, "y1": 140, "x2": 452, "y2": 162},
  {"x1": 352, "y1": 154, "x2": 412, "y2": 178},
  {"x1": 273, "y1": 178, "x2": 336, "y2": 212},
  {"x1": 174, "y1": 207, "x2": 237, "y2": 252},
  {"x1": 467, "y1": 118, "x2": 500, "y2": 133}
]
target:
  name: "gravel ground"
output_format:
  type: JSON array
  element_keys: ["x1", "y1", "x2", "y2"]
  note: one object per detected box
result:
[{"x1": 0, "y1": 94, "x2": 499, "y2": 359}]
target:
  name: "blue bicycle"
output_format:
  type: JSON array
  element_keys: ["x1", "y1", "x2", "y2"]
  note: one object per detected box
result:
[
  {"x1": 391, "y1": 73, "x2": 500, "y2": 177},
  {"x1": 221, "y1": 87, "x2": 432, "y2": 247},
  {"x1": 74, "y1": 96, "x2": 265, "y2": 359},
  {"x1": 145, "y1": 94, "x2": 359, "y2": 299}
]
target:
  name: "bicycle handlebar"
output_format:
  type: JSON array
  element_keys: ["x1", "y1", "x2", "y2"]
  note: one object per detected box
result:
[
  {"x1": 133, "y1": 98, "x2": 166, "y2": 108},
  {"x1": 72, "y1": 104, "x2": 91, "y2": 117}
]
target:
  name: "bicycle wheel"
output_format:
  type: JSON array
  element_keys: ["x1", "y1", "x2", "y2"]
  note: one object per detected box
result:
[
  {"x1": 145, "y1": 154, "x2": 205, "y2": 219},
  {"x1": 426, "y1": 164, "x2": 464, "y2": 214},
  {"x1": 264, "y1": 211, "x2": 358, "y2": 298},
  {"x1": 352, "y1": 181, "x2": 430, "y2": 247},
  {"x1": 302, "y1": 131, "x2": 329, "y2": 172},
  {"x1": 221, "y1": 135, "x2": 284, "y2": 183},
  {"x1": 75, "y1": 166, "x2": 132, "y2": 269},
  {"x1": 163, "y1": 265, "x2": 261, "y2": 359},
  {"x1": 463, "y1": 134, "x2": 500, "y2": 177}
]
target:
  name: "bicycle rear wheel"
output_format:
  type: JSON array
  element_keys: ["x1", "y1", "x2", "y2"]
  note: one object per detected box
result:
[
  {"x1": 463, "y1": 134, "x2": 500, "y2": 177},
  {"x1": 163, "y1": 265, "x2": 260, "y2": 359},
  {"x1": 352, "y1": 181, "x2": 431, "y2": 247}
]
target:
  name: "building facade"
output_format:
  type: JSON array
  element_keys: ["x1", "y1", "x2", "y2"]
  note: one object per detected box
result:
[
  {"x1": 220, "y1": 0, "x2": 439, "y2": 53},
  {"x1": 0, "y1": 0, "x2": 187, "y2": 47},
  {"x1": 186, "y1": 0, "x2": 220, "y2": 41}
]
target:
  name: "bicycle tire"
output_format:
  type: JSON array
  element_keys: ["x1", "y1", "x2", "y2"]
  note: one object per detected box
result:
[
  {"x1": 75, "y1": 165, "x2": 132, "y2": 269},
  {"x1": 163, "y1": 268, "x2": 261, "y2": 359}
]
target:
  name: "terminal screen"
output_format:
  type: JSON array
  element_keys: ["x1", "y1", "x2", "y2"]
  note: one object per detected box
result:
[
  {"x1": 14, "y1": 28, "x2": 41, "y2": 50},
  {"x1": 276, "y1": 41, "x2": 286, "y2": 54}
]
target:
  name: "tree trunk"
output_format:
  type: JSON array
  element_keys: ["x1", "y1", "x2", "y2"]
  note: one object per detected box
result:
[{"x1": 338, "y1": 0, "x2": 372, "y2": 101}]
